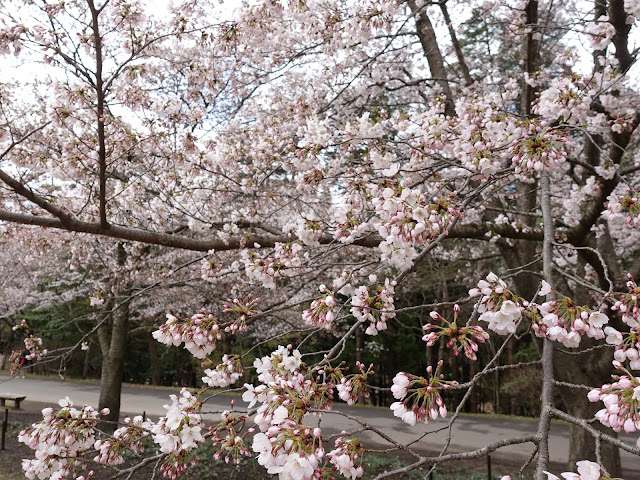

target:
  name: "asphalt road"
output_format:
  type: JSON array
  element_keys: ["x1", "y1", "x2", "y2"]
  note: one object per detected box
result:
[{"x1": 1, "y1": 374, "x2": 639, "y2": 474}]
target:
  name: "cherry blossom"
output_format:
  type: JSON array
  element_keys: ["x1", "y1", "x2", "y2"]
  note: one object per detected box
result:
[
  {"x1": 589, "y1": 362, "x2": 640, "y2": 439},
  {"x1": 350, "y1": 278, "x2": 396, "y2": 335},
  {"x1": 152, "y1": 312, "x2": 221, "y2": 359},
  {"x1": 545, "y1": 460, "x2": 609, "y2": 480},
  {"x1": 390, "y1": 361, "x2": 458, "y2": 426},
  {"x1": 422, "y1": 305, "x2": 489, "y2": 360}
]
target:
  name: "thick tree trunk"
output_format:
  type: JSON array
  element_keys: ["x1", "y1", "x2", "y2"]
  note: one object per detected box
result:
[
  {"x1": 407, "y1": 0, "x2": 455, "y2": 117},
  {"x1": 82, "y1": 342, "x2": 91, "y2": 379},
  {"x1": 98, "y1": 297, "x2": 129, "y2": 430},
  {"x1": 149, "y1": 333, "x2": 160, "y2": 386},
  {"x1": 97, "y1": 243, "x2": 130, "y2": 432}
]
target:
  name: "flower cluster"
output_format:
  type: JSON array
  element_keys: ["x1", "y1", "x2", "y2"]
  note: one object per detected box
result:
[
  {"x1": 252, "y1": 428, "x2": 323, "y2": 480},
  {"x1": 245, "y1": 352, "x2": 330, "y2": 436},
  {"x1": 422, "y1": 304, "x2": 489, "y2": 360},
  {"x1": 200, "y1": 249, "x2": 221, "y2": 283},
  {"x1": 18, "y1": 397, "x2": 108, "y2": 480},
  {"x1": 327, "y1": 437, "x2": 364, "y2": 479},
  {"x1": 509, "y1": 124, "x2": 568, "y2": 174},
  {"x1": 372, "y1": 184, "x2": 462, "y2": 268},
  {"x1": 252, "y1": 345, "x2": 304, "y2": 386},
  {"x1": 350, "y1": 278, "x2": 396, "y2": 335},
  {"x1": 609, "y1": 113, "x2": 635, "y2": 134},
  {"x1": 23, "y1": 335, "x2": 48, "y2": 361},
  {"x1": 150, "y1": 389, "x2": 205, "y2": 477},
  {"x1": 302, "y1": 284, "x2": 339, "y2": 330},
  {"x1": 335, "y1": 362, "x2": 374, "y2": 405},
  {"x1": 585, "y1": 16, "x2": 615, "y2": 51},
  {"x1": 241, "y1": 347, "x2": 375, "y2": 479},
  {"x1": 588, "y1": 362, "x2": 640, "y2": 445},
  {"x1": 222, "y1": 294, "x2": 261, "y2": 333},
  {"x1": 604, "y1": 190, "x2": 640, "y2": 227},
  {"x1": 534, "y1": 297, "x2": 609, "y2": 348},
  {"x1": 152, "y1": 311, "x2": 221, "y2": 359},
  {"x1": 202, "y1": 354, "x2": 244, "y2": 388},
  {"x1": 372, "y1": 184, "x2": 461, "y2": 244},
  {"x1": 534, "y1": 75, "x2": 593, "y2": 125},
  {"x1": 607, "y1": 274, "x2": 640, "y2": 368},
  {"x1": 389, "y1": 362, "x2": 457, "y2": 426},
  {"x1": 470, "y1": 272, "x2": 523, "y2": 335},
  {"x1": 209, "y1": 409, "x2": 252, "y2": 465},
  {"x1": 93, "y1": 415, "x2": 153, "y2": 466},
  {"x1": 243, "y1": 242, "x2": 305, "y2": 289},
  {"x1": 545, "y1": 460, "x2": 610, "y2": 480}
]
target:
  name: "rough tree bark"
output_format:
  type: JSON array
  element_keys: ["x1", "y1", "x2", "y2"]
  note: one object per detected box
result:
[{"x1": 97, "y1": 243, "x2": 130, "y2": 431}]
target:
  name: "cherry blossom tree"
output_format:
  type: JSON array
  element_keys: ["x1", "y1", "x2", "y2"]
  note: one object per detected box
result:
[{"x1": 1, "y1": 0, "x2": 640, "y2": 479}]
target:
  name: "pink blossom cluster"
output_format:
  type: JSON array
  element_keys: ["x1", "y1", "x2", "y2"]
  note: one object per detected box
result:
[
  {"x1": 242, "y1": 242, "x2": 304, "y2": 290},
  {"x1": 252, "y1": 345, "x2": 304, "y2": 386},
  {"x1": 18, "y1": 397, "x2": 108, "y2": 480},
  {"x1": 24, "y1": 335, "x2": 48, "y2": 361},
  {"x1": 0, "y1": 22, "x2": 26, "y2": 55},
  {"x1": 422, "y1": 304, "x2": 489, "y2": 361},
  {"x1": 9, "y1": 334, "x2": 48, "y2": 375},
  {"x1": 333, "y1": 203, "x2": 369, "y2": 245},
  {"x1": 585, "y1": 16, "x2": 616, "y2": 50},
  {"x1": 291, "y1": 218, "x2": 324, "y2": 247},
  {"x1": 150, "y1": 389, "x2": 204, "y2": 454},
  {"x1": 241, "y1": 349, "x2": 375, "y2": 478},
  {"x1": 209, "y1": 410, "x2": 252, "y2": 465},
  {"x1": 327, "y1": 437, "x2": 365, "y2": 479},
  {"x1": 93, "y1": 415, "x2": 152, "y2": 466},
  {"x1": 202, "y1": 354, "x2": 244, "y2": 388},
  {"x1": 533, "y1": 297, "x2": 609, "y2": 348},
  {"x1": 609, "y1": 113, "x2": 635, "y2": 134},
  {"x1": 222, "y1": 294, "x2": 261, "y2": 333},
  {"x1": 372, "y1": 184, "x2": 461, "y2": 245},
  {"x1": 449, "y1": 90, "x2": 519, "y2": 177},
  {"x1": 609, "y1": 274, "x2": 640, "y2": 368},
  {"x1": 533, "y1": 74, "x2": 594, "y2": 125},
  {"x1": 510, "y1": 124, "x2": 568, "y2": 174},
  {"x1": 302, "y1": 284, "x2": 339, "y2": 329},
  {"x1": 152, "y1": 311, "x2": 221, "y2": 359},
  {"x1": 11, "y1": 318, "x2": 28, "y2": 331},
  {"x1": 252, "y1": 428, "x2": 323, "y2": 480},
  {"x1": 350, "y1": 278, "x2": 397, "y2": 335},
  {"x1": 545, "y1": 460, "x2": 607, "y2": 480},
  {"x1": 372, "y1": 184, "x2": 462, "y2": 267},
  {"x1": 389, "y1": 362, "x2": 458, "y2": 426},
  {"x1": 604, "y1": 190, "x2": 640, "y2": 227},
  {"x1": 200, "y1": 249, "x2": 221, "y2": 283},
  {"x1": 335, "y1": 362, "x2": 374, "y2": 405},
  {"x1": 588, "y1": 362, "x2": 640, "y2": 446},
  {"x1": 626, "y1": 0, "x2": 640, "y2": 20},
  {"x1": 470, "y1": 272, "x2": 523, "y2": 335}
]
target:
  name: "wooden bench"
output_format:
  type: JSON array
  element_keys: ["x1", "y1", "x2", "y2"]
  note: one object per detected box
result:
[{"x1": 0, "y1": 394, "x2": 26, "y2": 409}]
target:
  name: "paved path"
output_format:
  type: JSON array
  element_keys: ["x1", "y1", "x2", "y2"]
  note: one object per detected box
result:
[{"x1": 1, "y1": 375, "x2": 639, "y2": 473}]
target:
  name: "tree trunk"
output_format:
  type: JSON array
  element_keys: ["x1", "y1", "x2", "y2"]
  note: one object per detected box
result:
[
  {"x1": 98, "y1": 296, "x2": 129, "y2": 431},
  {"x1": 149, "y1": 333, "x2": 160, "y2": 386},
  {"x1": 97, "y1": 243, "x2": 130, "y2": 432},
  {"x1": 82, "y1": 342, "x2": 91, "y2": 379}
]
